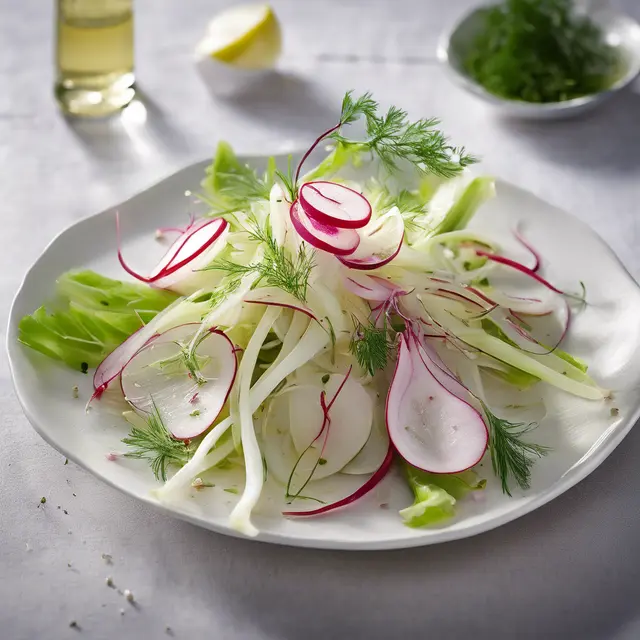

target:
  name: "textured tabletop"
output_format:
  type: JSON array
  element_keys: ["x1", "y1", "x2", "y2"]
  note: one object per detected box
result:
[{"x1": 2, "y1": 1, "x2": 640, "y2": 639}]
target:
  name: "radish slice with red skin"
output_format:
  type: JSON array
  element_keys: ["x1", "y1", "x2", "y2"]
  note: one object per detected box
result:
[
  {"x1": 149, "y1": 219, "x2": 209, "y2": 280},
  {"x1": 338, "y1": 208, "x2": 404, "y2": 271},
  {"x1": 92, "y1": 295, "x2": 185, "y2": 396},
  {"x1": 415, "y1": 337, "x2": 475, "y2": 404},
  {"x1": 121, "y1": 323, "x2": 237, "y2": 440},
  {"x1": 243, "y1": 287, "x2": 318, "y2": 322},
  {"x1": 290, "y1": 201, "x2": 360, "y2": 256},
  {"x1": 92, "y1": 326, "x2": 159, "y2": 401},
  {"x1": 298, "y1": 181, "x2": 372, "y2": 229},
  {"x1": 151, "y1": 220, "x2": 229, "y2": 292},
  {"x1": 288, "y1": 373, "x2": 373, "y2": 481},
  {"x1": 282, "y1": 444, "x2": 393, "y2": 517},
  {"x1": 386, "y1": 333, "x2": 488, "y2": 474},
  {"x1": 117, "y1": 215, "x2": 228, "y2": 288}
]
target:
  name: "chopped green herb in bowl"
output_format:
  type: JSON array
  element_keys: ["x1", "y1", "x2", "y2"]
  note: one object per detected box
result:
[{"x1": 463, "y1": 0, "x2": 620, "y2": 104}]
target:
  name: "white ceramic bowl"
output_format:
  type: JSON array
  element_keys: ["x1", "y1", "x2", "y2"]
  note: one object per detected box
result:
[{"x1": 437, "y1": 4, "x2": 640, "y2": 119}]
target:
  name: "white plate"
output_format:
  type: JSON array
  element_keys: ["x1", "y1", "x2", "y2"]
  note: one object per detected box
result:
[{"x1": 7, "y1": 156, "x2": 640, "y2": 550}]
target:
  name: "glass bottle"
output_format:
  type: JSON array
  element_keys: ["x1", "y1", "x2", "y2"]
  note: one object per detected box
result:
[{"x1": 55, "y1": 0, "x2": 135, "y2": 116}]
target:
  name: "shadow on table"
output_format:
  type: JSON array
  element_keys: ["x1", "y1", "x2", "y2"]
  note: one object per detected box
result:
[
  {"x1": 147, "y1": 422, "x2": 640, "y2": 640},
  {"x1": 208, "y1": 70, "x2": 337, "y2": 139},
  {"x1": 497, "y1": 87, "x2": 640, "y2": 174},
  {"x1": 61, "y1": 87, "x2": 193, "y2": 164}
]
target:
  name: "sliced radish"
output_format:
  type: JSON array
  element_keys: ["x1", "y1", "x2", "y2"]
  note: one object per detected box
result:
[
  {"x1": 243, "y1": 287, "x2": 318, "y2": 321},
  {"x1": 288, "y1": 373, "x2": 373, "y2": 481},
  {"x1": 121, "y1": 323, "x2": 237, "y2": 440},
  {"x1": 299, "y1": 181, "x2": 371, "y2": 229},
  {"x1": 92, "y1": 296, "x2": 185, "y2": 397},
  {"x1": 117, "y1": 216, "x2": 228, "y2": 293},
  {"x1": 386, "y1": 333, "x2": 488, "y2": 474},
  {"x1": 92, "y1": 325, "x2": 159, "y2": 401},
  {"x1": 290, "y1": 201, "x2": 360, "y2": 256},
  {"x1": 283, "y1": 443, "x2": 393, "y2": 517},
  {"x1": 338, "y1": 207, "x2": 404, "y2": 270},
  {"x1": 415, "y1": 338, "x2": 474, "y2": 403},
  {"x1": 150, "y1": 218, "x2": 205, "y2": 279},
  {"x1": 343, "y1": 272, "x2": 404, "y2": 303}
]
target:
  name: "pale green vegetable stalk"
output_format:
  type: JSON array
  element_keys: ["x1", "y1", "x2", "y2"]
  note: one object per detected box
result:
[{"x1": 230, "y1": 306, "x2": 281, "y2": 537}]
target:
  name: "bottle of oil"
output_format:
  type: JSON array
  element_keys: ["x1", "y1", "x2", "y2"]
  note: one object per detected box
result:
[{"x1": 55, "y1": 0, "x2": 135, "y2": 116}]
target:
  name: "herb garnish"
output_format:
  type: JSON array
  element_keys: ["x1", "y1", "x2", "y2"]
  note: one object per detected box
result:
[
  {"x1": 201, "y1": 141, "x2": 276, "y2": 213},
  {"x1": 349, "y1": 318, "x2": 394, "y2": 377},
  {"x1": 295, "y1": 92, "x2": 476, "y2": 191},
  {"x1": 464, "y1": 0, "x2": 618, "y2": 103},
  {"x1": 482, "y1": 402, "x2": 549, "y2": 495},
  {"x1": 122, "y1": 402, "x2": 194, "y2": 482},
  {"x1": 208, "y1": 219, "x2": 315, "y2": 302}
]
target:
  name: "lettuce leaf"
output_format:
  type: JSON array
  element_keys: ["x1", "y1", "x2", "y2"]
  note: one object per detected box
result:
[
  {"x1": 302, "y1": 141, "x2": 367, "y2": 182},
  {"x1": 400, "y1": 465, "x2": 485, "y2": 528},
  {"x1": 201, "y1": 141, "x2": 275, "y2": 213},
  {"x1": 18, "y1": 270, "x2": 177, "y2": 373}
]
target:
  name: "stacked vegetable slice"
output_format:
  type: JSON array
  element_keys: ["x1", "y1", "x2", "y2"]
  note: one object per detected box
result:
[{"x1": 291, "y1": 181, "x2": 404, "y2": 270}]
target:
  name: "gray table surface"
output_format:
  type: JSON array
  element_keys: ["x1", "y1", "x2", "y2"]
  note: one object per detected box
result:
[{"x1": 2, "y1": 1, "x2": 640, "y2": 638}]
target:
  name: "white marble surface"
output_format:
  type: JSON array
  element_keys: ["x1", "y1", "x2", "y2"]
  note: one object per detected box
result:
[{"x1": 2, "y1": 1, "x2": 640, "y2": 638}]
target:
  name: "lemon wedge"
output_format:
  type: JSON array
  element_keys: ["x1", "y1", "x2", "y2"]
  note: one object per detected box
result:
[{"x1": 199, "y1": 3, "x2": 282, "y2": 70}]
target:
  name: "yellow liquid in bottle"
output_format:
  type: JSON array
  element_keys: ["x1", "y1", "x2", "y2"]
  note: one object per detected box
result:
[{"x1": 55, "y1": 0, "x2": 135, "y2": 116}]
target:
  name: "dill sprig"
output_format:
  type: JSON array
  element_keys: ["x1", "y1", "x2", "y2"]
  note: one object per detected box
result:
[
  {"x1": 463, "y1": 0, "x2": 618, "y2": 103},
  {"x1": 374, "y1": 186, "x2": 427, "y2": 233},
  {"x1": 274, "y1": 155, "x2": 298, "y2": 203},
  {"x1": 206, "y1": 278, "x2": 242, "y2": 309},
  {"x1": 207, "y1": 220, "x2": 315, "y2": 302},
  {"x1": 331, "y1": 91, "x2": 478, "y2": 178},
  {"x1": 201, "y1": 142, "x2": 276, "y2": 214},
  {"x1": 482, "y1": 402, "x2": 550, "y2": 496},
  {"x1": 349, "y1": 318, "x2": 394, "y2": 377},
  {"x1": 122, "y1": 403, "x2": 194, "y2": 482}
]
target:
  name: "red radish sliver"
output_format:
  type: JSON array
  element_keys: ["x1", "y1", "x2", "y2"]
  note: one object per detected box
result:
[
  {"x1": 299, "y1": 181, "x2": 371, "y2": 229},
  {"x1": 386, "y1": 333, "x2": 488, "y2": 474},
  {"x1": 288, "y1": 373, "x2": 373, "y2": 481},
  {"x1": 121, "y1": 323, "x2": 237, "y2": 440},
  {"x1": 117, "y1": 215, "x2": 228, "y2": 290},
  {"x1": 475, "y1": 250, "x2": 564, "y2": 295},
  {"x1": 243, "y1": 287, "x2": 318, "y2": 321},
  {"x1": 290, "y1": 201, "x2": 360, "y2": 256},
  {"x1": 149, "y1": 219, "x2": 209, "y2": 280},
  {"x1": 492, "y1": 301, "x2": 571, "y2": 356},
  {"x1": 338, "y1": 208, "x2": 404, "y2": 270},
  {"x1": 514, "y1": 229, "x2": 541, "y2": 273},
  {"x1": 282, "y1": 443, "x2": 393, "y2": 517},
  {"x1": 285, "y1": 369, "x2": 354, "y2": 498},
  {"x1": 343, "y1": 272, "x2": 405, "y2": 303}
]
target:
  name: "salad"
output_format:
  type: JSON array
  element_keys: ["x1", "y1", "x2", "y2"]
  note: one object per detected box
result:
[{"x1": 19, "y1": 92, "x2": 607, "y2": 536}]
